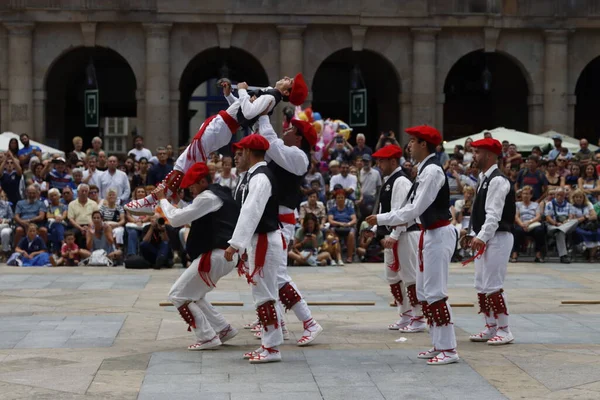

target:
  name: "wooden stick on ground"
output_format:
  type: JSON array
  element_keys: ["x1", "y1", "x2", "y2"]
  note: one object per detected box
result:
[
  {"x1": 159, "y1": 301, "x2": 243, "y2": 307},
  {"x1": 306, "y1": 301, "x2": 375, "y2": 306},
  {"x1": 389, "y1": 302, "x2": 474, "y2": 307},
  {"x1": 561, "y1": 300, "x2": 600, "y2": 305}
]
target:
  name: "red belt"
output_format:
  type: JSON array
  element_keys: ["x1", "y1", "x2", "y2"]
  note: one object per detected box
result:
[
  {"x1": 390, "y1": 241, "x2": 400, "y2": 273},
  {"x1": 188, "y1": 110, "x2": 240, "y2": 163},
  {"x1": 278, "y1": 213, "x2": 296, "y2": 225},
  {"x1": 198, "y1": 247, "x2": 229, "y2": 287},
  {"x1": 417, "y1": 220, "x2": 451, "y2": 272}
]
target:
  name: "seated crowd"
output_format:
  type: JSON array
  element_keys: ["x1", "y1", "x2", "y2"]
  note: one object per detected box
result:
[{"x1": 1, "y1": 130, "x2": 599, "y2": 267}]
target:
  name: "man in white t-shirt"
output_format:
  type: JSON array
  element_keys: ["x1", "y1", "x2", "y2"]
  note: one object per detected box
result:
[
  {"x1": 128, "y1": 135, "x2": 153, "y2": 161},
  {"x1": 329, "y1": 161, "x2": 357, "y2": 200}
]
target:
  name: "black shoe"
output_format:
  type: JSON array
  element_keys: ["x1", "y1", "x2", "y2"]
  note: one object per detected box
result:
[
  {"x1": 560, "y1": 255, "x2": 571, "y2": 264},
  {"x1": 534, "y1": 257, "x2": 545, "y2": 263},
  {"x1": 154, "y1": 255, "x2": 167, "y2": 269}
]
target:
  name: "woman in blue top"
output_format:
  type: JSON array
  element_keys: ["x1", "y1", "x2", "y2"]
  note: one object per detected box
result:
[
  {"x1": 327, "y1": 189, "x2": 357, "y2": 264},
  {"x1": 10, "y1": 223, "x2": 50, "y2": 266}
]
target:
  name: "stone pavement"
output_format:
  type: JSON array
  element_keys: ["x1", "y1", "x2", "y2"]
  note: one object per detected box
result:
[{"x1": 0, "y1": 261, "x2": 599, "y2": 399}]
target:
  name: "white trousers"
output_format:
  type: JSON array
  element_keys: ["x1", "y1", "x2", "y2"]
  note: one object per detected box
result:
[
  {"x1": 112, "y1": 226, "x2": 124, "y2": 245},
  {"x1": 417, "y1": 225, "x2": 457, "y2": 351},
  {"x1": 175, "y1": 115, "x2": 235, "y2": 172},
  {"x1": 168, "y1": 249, "x2": 236, "y2": 341},
  {"x1": 0, "y1": 224, "x2": 12, "y2": 252},
  {"x1": 474, "y1": 232, "x2": 513, "y2": 294},
  {"x1": 248, "y1": 231, "x2": 284, "y2": 348},
  {"x1": 277, "y1": 223, "x2": 312, "y2": 322},
  {"x1": 384, "y1": 231, "x2": 421, "y2": 317}
]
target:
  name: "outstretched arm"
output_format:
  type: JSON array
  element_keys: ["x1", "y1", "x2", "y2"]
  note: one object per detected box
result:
[
  {"x1": 258, "y1": 116, "x2": 308, "y2": 175},
  {"x1": 158, "y1": 191, "x2": 223, "y2": 228}
]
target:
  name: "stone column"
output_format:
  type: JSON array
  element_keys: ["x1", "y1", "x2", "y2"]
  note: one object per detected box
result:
[
  {"x1": 543, "y1": 30, "x2": 569, "y2": 134},
  {"x1": 33, "y1": 90, "x2": 45, "y2": 140},
  {"x1": 567, "y1": 94, "x2": 576, "y2": 136},
  {"x1": 411, "y1": 28, "x2": 439, "y2": 128},
  {"x1": 0, "y1": 26, "x2": 8, "y2": 133},
  {"x1": 277, "y1": 25, "x2": 306, "y2": 132},
  {"x1": 528, "y1": 94, "x2": 544, "y2": 134},
  {"x1": 143, "y1": 23, "x2": 171, "y2": 151},
  {"x1": 436, "y1": 93, "x2": 445, "y2": 139},
  {"x1": 399, "y1": 93, "x2": 412, "y2": 145},
  {"x1": 136, "y1": 90, "x2": 145, "y2": 139},
  {"x1": 170, "y1": 90, "x2": 180, "y2": 146},
  {"x1": 5, "y1": 22, "x2": 34, "y2": 136}
]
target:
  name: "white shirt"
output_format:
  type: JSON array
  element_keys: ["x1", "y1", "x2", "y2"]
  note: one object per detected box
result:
[
  {"x1": 378, "y1": 166, "x2": 413, "y2": 240},
  {"x1": 377, "y1": 153, "x2": 444, "y2": 227},
  {"x1": 128, "y1": 148, "x2": 153, "y2": 161},
  {"x1": 159, "y1": 191, "x2": 223, "y2": 228},
  {"x1": 330, "y1": 173, "x2": 357, "y2": 192},
  {"x1": 228, "y1": 161, "x2": 273, "y2": 251},
  {"x1": 359, "y1": 168, "x2": 382, "y2": 198},
  {"x1": 258, "y1": 115, "x2": 309, "y2": 214},
  {"x1": 97, "y1": 169, "x2": 131, "y2": 204},
  {"x1": 475, "y1": 164, "x2": 511, "y2": 243},
  {"x1": 516, "y1": 201, "x2": 539, "y2": 223},
  {"x1": 225, "y1": 89, "x2": 278, "y2": 125},
  {"x1": 83, "y1": 168, "x2": 101, "y2": 187}
]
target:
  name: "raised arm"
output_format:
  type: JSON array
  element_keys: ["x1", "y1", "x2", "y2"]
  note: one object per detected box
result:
[
  {"x1": 258, "y1": 116, "x2": 309, "y2": 175},
  {"x1": 159, "y1": 190, "x2": 223, "y2": 228}
]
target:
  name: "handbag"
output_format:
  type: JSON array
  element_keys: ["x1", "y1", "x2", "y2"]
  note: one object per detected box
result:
[
  {"x1": 580, "y1": 220, "x2": 598, "y2": 232},
  {"x1": 79, "y1": 249, "x2": 113, "y2": 267}
]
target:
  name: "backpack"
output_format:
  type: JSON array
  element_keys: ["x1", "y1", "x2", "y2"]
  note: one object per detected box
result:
[
  {"x1": 79, "y1": 249, "x2": 113, "y2": 267},
  {"x1": 124, "y1": 255, "x2": 152, "y2": 269}
]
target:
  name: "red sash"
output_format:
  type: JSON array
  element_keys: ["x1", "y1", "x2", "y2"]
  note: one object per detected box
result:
[
  {"x1": 187, "y1": 110, "x2": 240, "y2": 163},
  {"x1": 461, "y1": 242, "x2": 486, "y2": 266},
  {"x1": 247, "y1": 233, "x2": 268, "y2": 285},
  {"x1": 198, "y1": 251, "x2": 216, "y2": 287},
  {"x1": 390, "y1": 243, "x2": 400, "y2": 273},
  {"x1": 418, "y1": 220, "x2": 451, "y2": 272},
  {"x1": 278, "y1": 213, "x2": 296, "y2": 225}
]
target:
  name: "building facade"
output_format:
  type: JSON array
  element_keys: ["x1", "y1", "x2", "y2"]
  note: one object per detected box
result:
[{"x1": 1, "y1": 0, "x2": 599, "y2": 152}]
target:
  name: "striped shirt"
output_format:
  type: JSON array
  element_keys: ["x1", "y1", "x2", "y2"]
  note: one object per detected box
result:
[{"x1": 99, "y1": 203, "x2": 124, "y2": 223}]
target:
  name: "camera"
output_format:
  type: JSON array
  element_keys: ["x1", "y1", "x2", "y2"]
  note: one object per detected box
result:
[
  {"x1": 157, "y1": 217, "x2": 166, "y2": 226},
  {"x1": 335, "y1": 137, "x2": 344, "y2": 144}
]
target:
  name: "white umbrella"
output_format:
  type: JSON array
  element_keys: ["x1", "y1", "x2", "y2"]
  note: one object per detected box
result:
[
  {"x1": 0, "y1": 132, "x2": 65, "y2": 158},
  {"x1": 444, "y1": 127, "x2": 559, "y2": 153},
  {"x1": 538, "y1": 130, "x2": 598, "y2": 152}
]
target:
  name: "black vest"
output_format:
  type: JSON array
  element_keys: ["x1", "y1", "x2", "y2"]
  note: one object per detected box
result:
[
  {"x1": 186, "y1": 184, "x2": 240, "y2": 261},
  {"x1": 236, "y1": 89, "x2": 282, "y2": 130},
  {"x1": 243, "y1": 164, "x2": 280, "y2": 233},
  {"x1": 472, "y1": 168, "x2": 516, "y2": 235},
  {"x1": 268, "y1": 160, "x2": 306, "y2": 210},
  {"x1": 406, "y1": 155, "x2": 451, "y2": 228},
  {"x1": 233, "y1": 172, "x2": 248, "y2": 207},
  {"x1": 377, "y1": 168, "x2": 409, "y2": 237}
]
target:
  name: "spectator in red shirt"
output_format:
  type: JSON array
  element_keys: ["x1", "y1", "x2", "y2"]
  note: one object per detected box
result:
[{"x1": 515, "y1": 155, "x2": 548, "y2": 201}]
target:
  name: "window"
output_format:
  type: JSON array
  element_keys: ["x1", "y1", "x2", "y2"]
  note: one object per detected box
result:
[{"x1": 104, "y1": 117, "x2": 129, "y2": 154}]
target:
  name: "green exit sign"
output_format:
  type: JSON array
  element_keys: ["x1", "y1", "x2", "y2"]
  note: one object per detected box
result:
[
  {"x1": 349, "y1": 89, "x2": 367, "y2": 127},
  {"x1": 85, "y1": 89, "x2": 99, "y2": 128}
]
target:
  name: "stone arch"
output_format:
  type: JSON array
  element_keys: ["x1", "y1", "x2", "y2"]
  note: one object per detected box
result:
[
  {"x1": 178, "y1": 47, "x2": 269, "y2": 146},
  {"x1": 45, "y1": 46, "x2": 137, "y2": 149},
  {"x1": 312, "y1": 47, "x2": 401, "y2": 147},
  {"x1": 443, "y1": 49, "x2": 530, "y2": 140}
]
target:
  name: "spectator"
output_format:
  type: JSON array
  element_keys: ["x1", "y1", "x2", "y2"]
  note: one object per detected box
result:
[
  {"x1": 512, "y1": 185, "x2": 545, "y2": 262},
  {"x1": 60, "y1": 186, "x2": 74, "y2": 206},
  {"x1": 356, "y1": 225, "x2": 377, "y2": 262},
  {"x1": 375, "y1": 131, "x2": 400, "y2": 151},
  {"x1": 504, "y1": 144, "x2": 522, "y2": 171},
  {"x1": 123, "y1": 158, "x2": 136, "y2": 184},
  {"x1": 17, "y1": 133, "x2": 42, "y2": 170},
  {"x1": 483, "y1": 131, "x2": 493, "y2": 138},
  {"x1": 531, "y1": 146, "x2": 543, "y2": 159},
  {"x1": 98, "y1": 156, "x2": 130, "y2": 204},
  {"x1": 128, "y1": 135, "x2": 153, "y2": 161},
  {"x1": 548, "y1": 135, "x2": 572, "y2": 160},
  {"x1": 357, "y1": 154, "x2": 381, "y2": 206},
  {"x1": 0, "y1": 151, "x2": 23, "y2": 208},
  {"x1": 435, "y1": 144, "x2": 450, "y2": 168},
  {"x1": 463, "y1": 138, "x2": 474, "y2": 166},
  {"x1": 71, "y1": 136, "x2": 86, "y2": 161},
  {"x1": 46, "y1": 157, "x2": 74, "y2": 191},
  {"x1": 501, "y1": 140, "x2": 510, "y2": 158},
  {"x1": 67, "y1": 183, "x2": 98, "y2": 248},
  {"x1": 83, "y1": 155, "x2": 101, "y2": 187},
  {"x1": 30, "y1": 162, "x2": 49, "y2": 197},
  {"x1": 96, "y1": 151, "x2": 108, "y2": 171},
  {"x1": 99, "y1": 188, "x2": 126, "y2": 251},
  {"x1": 327, "y1": 189, "x2": 357, "y2": 264},
  {"x1": 578, "y1": 164, "x2": 600, "y2": 203},
  {"x1": 446, "y1": 159, "x2": 467, "y2": 203},
  {"x1": 452, "y1": 185, "x2": 474, "y2": 229},
  {"x1": 574, "y1": 139, "x2": 594, "y2": 166},
  {"x1": 324, "y1": 160, "x2": 340, "y2": 192},
  {"x1": 289, "y1": 214, "x2": 331, "y2": 266},
  {"x1": 321, "y1": 232, "x2": 342, "y2": 265},
  {"x1": 58, "y1": 231, "x2": 88, "y2": 266},
  {"x1": 14, "y1": 185, "x2": 47, "y2": 246},
  {"x1": 215, "y1": 156, "x2": 237, "y2": 194},
  {"x1": 564, "y1": 163, "x2": 581, "y2": 188},
  {"x1": 0, "y1": 191, "x2": 13, "y2": 261},
  {"x1": 125, "y1": 187, "x2": 151, "y2": 256},
  {"x1": 148, "y1": 147, "x2": 173, "y2": 186},
  {"x1": 71, "y1": 168, "x2": 84, "y2": 197},
  {"x1": 516, "y1": 155, "x2": 548, "y2": 201},
  {"x1": 132, "y1": 157, "x2": 150, "y2": 188},
  {"x1": 303, "y1": 161, "x2": 325, "y2": 198},
  {"x1": 463, "y1": 162, "x2": 479, "y2": 189},
  {"x1": 570, "y1": 189, "x2": 599, "y2": 261},
  {"x1": 8, "y1": 138, "x2": 19, "y2": 158},
  {"x1": 327, "y1": 136, "x2": 352, "y2": 163},
  {"x1": 46, "y1": 188, "x2": 68, "y2": 255},
  {"x1": 86, "y1": 210, "x2": 122, "y2": 263},
  {"x1": 88, "y1": 185, "x2": 101, "y2": 204},
  {"x1": 545, "y1": 187, "x2": 578, "y2": 263},
  {"x1": 299, "y1": 190, "x2": 327, "y2": 227},
  {"x1": 309, "y1": 180, "x2": 327, "y2": 203},
  {"x1": 9, "y1": 223, "x2": 50, "y2": 267},
  {"x1": 545, "y1": 160, "x2": 562, "y2": 191},
  {"x1": 86, "y1": 136, "x2": 103, "y2": 157},
  {"x1": 556, "y1": 156, "x2": 571, "y2": 177},
  {"x1": 140, "y1": 215, "x2": 172, "y2": 269},
  {"x1": 351, "y1": 133, "x2": 373, "y2": 160},
  {"x1": 329, "y1": 162, "x2": 357, "y2": 200}
]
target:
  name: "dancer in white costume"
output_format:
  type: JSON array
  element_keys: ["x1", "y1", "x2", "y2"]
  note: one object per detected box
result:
[{"x1": 124, "y1": 74, "x2": 308, "y2": 216}]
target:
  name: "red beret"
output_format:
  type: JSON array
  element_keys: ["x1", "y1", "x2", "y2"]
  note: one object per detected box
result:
[
  {"x1": 291, "y1": 119, "x2": 317, "y2": 148},
  {"x1": 405, "y1": 125, "x2": 442, "y2": 146},
  {"x1": 180, "y1": 163, "x2": 210, "y2": 189},
  {"x1": 471, "y1": 138, "x2": 502, "y2": 156},
  {"x1": 236, "y1": 134, "x2": 270, "y2": 151},
  {"x1": 372, "y1": 144, "x2": 403, "y2": 159},
  {"x1": 289, "y1": 73, "x2": 308, "y2": 106}
]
